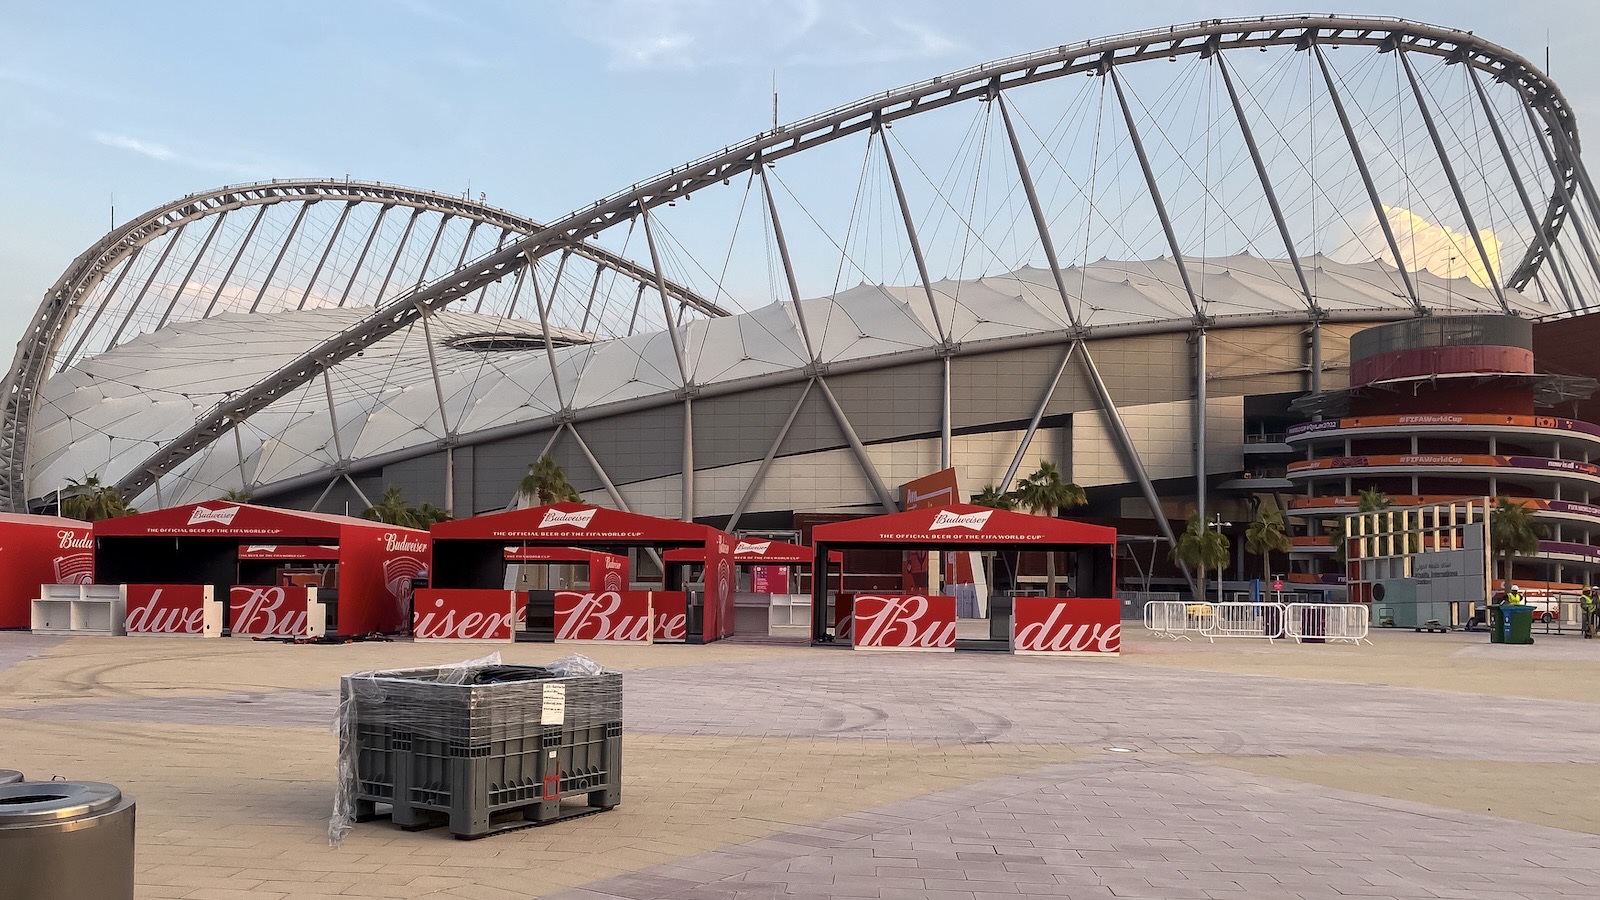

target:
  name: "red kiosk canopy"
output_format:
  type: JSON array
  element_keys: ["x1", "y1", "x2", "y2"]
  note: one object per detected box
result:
[
  {"x1": 811, "y1": 503, "x2": 1116, "y2": 547},
  {"x1": 95, "y1": 502, "x2": 404, "y2": 539},
  {"x1": 663, "y1": 539, "x2": 843, "y2": 565},
  {"x1": 431, "y1": 501, "x2": 722, "y2": 544}
]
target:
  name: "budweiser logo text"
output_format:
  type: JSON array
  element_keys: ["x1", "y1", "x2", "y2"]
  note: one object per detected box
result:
[
  {"x1": 57, "y1": 529, "x2": 92, "y2": 550},
  {"x1": 414, "y1": 593, "x2": 515, "y2": 640},
  {"x1": 853, "y1": 595, "x2": 956, "y2": 649},
  {"x1": 125, "y1": 587, "x2": 209, "y2": 635},
  {"x1": 556, "y1": 591, "x2": 651, "y2": 641},
  {"x1": 930, "y1": 510, "x2": 992, "y2": 532},
  {"x1": 230, "y1": 586, "x2": 313, "y2": 637},
  {"x1": 734, "y1": 540, "x2": 771, "y2": 556},
  {"x1": 1014, "y1": 613, "x2": 1121, "y2": 653},
  {"x1": 187, "y1": 505, "x2": 240, "y2": 526},
  {"x1": 540, "y1": 508, "x2": 598, "y2": 529},
  {"x1": 384, "y1": 532, "x2": 428, "y2": 553}
]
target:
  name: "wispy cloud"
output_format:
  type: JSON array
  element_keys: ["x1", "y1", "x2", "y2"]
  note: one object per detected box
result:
[
  {"x1": 92, "y1": 132, "x2": 269, "y2": 176},
  {"x1": 567, "y1": 0, "x2": 959, "y2": 72}
]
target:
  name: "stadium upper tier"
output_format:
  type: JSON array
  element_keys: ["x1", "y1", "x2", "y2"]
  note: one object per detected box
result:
[{"x1": 28, "y1": 254, "x2": 1538, "y2": 508}]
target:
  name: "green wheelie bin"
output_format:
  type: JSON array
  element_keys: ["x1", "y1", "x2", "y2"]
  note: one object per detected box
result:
[
  {"x1": 1502, "y1": 604, "x2": 1536, "y2": 645},
  {"x1": 1488, "y1": 604, "x2": 1506, "y2": 644}
]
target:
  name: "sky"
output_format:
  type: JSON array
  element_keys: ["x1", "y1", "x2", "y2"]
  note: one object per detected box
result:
[{"x1": 2, "y1": 0, "x2": 1598, "y2": 355}]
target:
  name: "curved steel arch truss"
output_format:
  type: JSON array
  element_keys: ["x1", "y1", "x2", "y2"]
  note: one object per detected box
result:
[
  {"x1": 1, "y1": 179, "x2": 724, "y2": 511},
  {"x1": 12, "y1": 15, "x2": 1597, "y2": 510}
]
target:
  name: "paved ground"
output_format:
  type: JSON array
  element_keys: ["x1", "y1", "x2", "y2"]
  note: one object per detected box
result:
[{"x1": 1, "y1": 628, "x2": 1596, "y2": 899}]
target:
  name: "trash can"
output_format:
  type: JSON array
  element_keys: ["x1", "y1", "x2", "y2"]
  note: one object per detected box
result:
[
  {"x1": 0, "y1": 770, "x2": 21, "y2": 785},
  {"x1": 1488, "y1": 604, "x2": 1506, "y2": 644},
  {"x1": 0, "y1": 780, "x2": 136, "y2": 900},
  {"x1": 1503, "y1": 604, "x2": 1536, "y2": 645}
]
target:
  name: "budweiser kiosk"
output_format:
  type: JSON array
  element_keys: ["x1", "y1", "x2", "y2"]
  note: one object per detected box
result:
[
  {"x1": 426, "y1": 502, "x2": 736, "y2": 644},
  {"x1": 92, "y1": 502, "x2": 430, "y2": 639},
  {"x1": 0, "y1": 512, "x2": 94, "y2": 629},
  {"x1": 501, "y1": 546, "x2": 630, "y2": 640},
  {"x1": 663, "y1": 539, "x2": 843, "y2": 637},
  {"x1": 810, "y1": 503, "x2": 1120, "y2": 654}
]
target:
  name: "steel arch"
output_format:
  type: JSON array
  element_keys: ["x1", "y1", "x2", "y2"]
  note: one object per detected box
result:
[
  {"x1": 0, "y1": 179, "x2": 724, "y2": 511},
  {"x1": 32, "y1": 15, "x2": 1595, "y2": 506}
]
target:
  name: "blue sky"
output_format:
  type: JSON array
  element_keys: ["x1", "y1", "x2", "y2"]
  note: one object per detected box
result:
[{"x1": 2, "y1": 0, "x2": 1597, "y2": 353}]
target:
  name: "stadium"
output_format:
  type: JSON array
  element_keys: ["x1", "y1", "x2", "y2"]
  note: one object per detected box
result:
[{"x1": 9, "y1": 14, "x2": 1600, "y2": 600}]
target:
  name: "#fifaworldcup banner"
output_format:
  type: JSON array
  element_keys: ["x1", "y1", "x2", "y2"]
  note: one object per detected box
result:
[
  {"x1": 554, "y1": 590, "x2": 653, "y2": 643},
  {"x1": 229, "y1": 585, "x2": 325, "y2": 638},
  {"x1": 1010, "y1": 597, "x2": 1121, "y2": 655},
  {"x1": 412, "y1": 589, "x2": 518, "y2": 641},
  {"x1": 851, "y1": 594, "x2": 956, "y2": 651},
  {"x1": 124, "y1": 584, "x2": 221, "y2": 637}
]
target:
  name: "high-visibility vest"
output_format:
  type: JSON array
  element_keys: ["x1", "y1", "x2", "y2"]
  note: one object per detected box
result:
[{"x1": 1507, "y1": 590, "x2": 1523, "y2": 605}]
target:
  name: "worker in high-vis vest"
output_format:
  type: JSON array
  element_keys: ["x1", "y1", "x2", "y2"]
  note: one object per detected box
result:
[
  {"x1": 1582, "y1": 586, "x2": 1598, "y2": 639},
  {"x1": 1506, "y1": 585, "x2": 1524, "y2": 606}
]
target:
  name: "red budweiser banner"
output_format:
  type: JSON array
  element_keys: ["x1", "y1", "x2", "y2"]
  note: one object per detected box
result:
[
  {"x1": 229, "y1": 585, "x2": 325, "y2": 638},
  {"x1": 124, "y1": 584, "x2": 221, "y2": 637},
  {"x1": 413, "y1": 589, "x2": 517, "y2": 641},
  {"x1": 652, "y1": 591, "x2": 687, "y2": 642},
  {"x1": 851, "y1": 594, "x2": 956, "y2": 651},
  {"x1": 555, "y1": 590, "x2": 652, "y2": 642},
  {"x1": 1010, "y1": 597, "x2": 1121, "y2": 655}
]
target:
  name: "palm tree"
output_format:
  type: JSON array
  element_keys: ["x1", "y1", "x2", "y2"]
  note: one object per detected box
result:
[
  {"x1": 1171, "y1": 513, "x2": 1230, "y2": 601},
  {"x1": 1490, "y1": 497, "x2": 1543, "y2": 590},
  {"x1": 520, "y1": 454, "x2": 580, "y2": 505},
  {"x1": 412, "y1": 502, "x2": 452, "y2": 526},
  {"x1": 1245, "y1": 501, "x2": 1291, "y2": 581},
  {"x1": 59, "y1": 475, "x2": 136, "y2": 522},
  {"x1": 970, "y1": 484, "x2": 1016, "y2": 511},
  {"x1": 1013, "y1": 461, "x2": 1087, "y2": 596},
  {"x1": 363, "y1": 487, "x2": 420, "y2": 528},
  {"x1": 221, "y1": 488, "x2": 253, "y2": 503}
]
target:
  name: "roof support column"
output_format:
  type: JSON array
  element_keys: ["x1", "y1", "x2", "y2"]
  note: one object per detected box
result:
[
  {"x1": 1312, "y1": 43, "x2": 1422, "y2": 312},
  {"x1": 996, "y1": 93, "x2": 1083, "y2": 329},
  {"x1": 109, "y1": 222, "x2": 189, "y2": 347},
  {"x1": 940, "y1": 354, "x2": 952, "y2": 470},
  {"x1": 1466, "y1": 67, "x2": 1575, "y2": 309},
  {"x1": 1530, "y1": 106, "x2": 1600, "y2": 295},
  {"x1": 161, "y1": 211, "x2": 229, "y2": 326},
  {"x1": 336, "y1": 205, "x2": 390, "y2": 308},
  {"x1": 413, "y1": 301, "x2": 453, "y2": 439},
  {"x1": 526, "y1": 255, "x2": 570, "y2": 408},
  {"x1": 874, "y1": 121, "x2": 948, "y2": 342},
  {"x1": 342, "y1": 474, "x2": 373, "y2": 510},
  {"x1": 1310, "y1": 318, "x2": 1324, "y2": 395},
  {"x1": 1215, "y1": 53, "x2": 1317, "y2": 310},
  {"x1": 1001, "y1": 341, "x2": 1078, "y2": 491},
  {"x1": 1398, "y1": 51, "x2": 1509, "y2": 311},
  {"x1": 232, "y1": 420, "x2": 249, "y2": 492},
  {"x1": 202, "y1": 204, "x2": 269, "y2": 317},
  {"x1": 1079, "y1": 343, "x2": 1189, "y2": 586},
  {"x1": 248, "y1": 201, "x2": 312, "y2": 313},
  {"x1": 371, "y1": 208, "x2": 421, "y2": 305},
  {"x1": 1194, "y1": 327, "x2": 1207, "y2": 530},
  {"x1": 682, "y1": 396, "x2": 695, "y2": 522},
  {"x1": 565, "y1": 422, "x2": 631, "y2": 512},
  {"x1": 322, "y1": 365, "x2": 345, "y2": 463},
  {"x1": 727, "y1": 380, "x2": 814, "y2": 533},
  {"x1": 639, "y1": 204, "x2": 691, "y2": 385},
  {"x1": 759, "y1": 160, "x2": 819, "y2": 358},
  {"x1": 296, "y1": 202, "x2": 354, "y2": 311},
  {"x1": 816, "y1": 377, "x2": 897, "y2": 512},
  {"x1": 1107, "y1": 63, "x2": 1203, "y2": 318}
]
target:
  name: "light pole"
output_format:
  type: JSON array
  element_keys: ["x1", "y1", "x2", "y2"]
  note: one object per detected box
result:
[{"x1": 1211, "y1": 512, "x2": 1231, "y2": 604}]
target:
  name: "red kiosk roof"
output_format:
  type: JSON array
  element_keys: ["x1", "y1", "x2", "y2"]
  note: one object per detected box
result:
[
  {"x1": 92, "y1": 502, "x2": 423, "y2": 540},
  {"x1": 432, "y1": 502, "x2": 722, "y2": 544},
  {"x1": 811, "y1": 503, "x2": 1116, "y2": 546},
  {"x1": 664, "y1": 539, "x2": 842, "y2": 565}
]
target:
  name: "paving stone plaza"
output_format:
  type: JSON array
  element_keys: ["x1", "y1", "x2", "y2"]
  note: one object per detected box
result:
[{"x1": 2, "y1": 629, "x2": 1597, "y2": 899}]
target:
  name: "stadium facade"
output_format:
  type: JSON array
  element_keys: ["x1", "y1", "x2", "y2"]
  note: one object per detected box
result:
[{"x1": 10, "y1": 15, "x2": 1600, "y2": 599}]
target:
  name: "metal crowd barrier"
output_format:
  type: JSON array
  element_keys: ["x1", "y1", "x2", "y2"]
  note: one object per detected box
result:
[
  {"x1": 1204, "y1": 602, "x2": 1284, "y2": 642},
  {"x1": 1284, "y1": 603, "x2": 1373, "y2": 645},
  {"x1": 1142, "y1": 600, "x2": 1209, "y2": 640}
]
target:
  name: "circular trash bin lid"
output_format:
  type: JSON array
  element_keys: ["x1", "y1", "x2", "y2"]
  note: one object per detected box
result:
[
  {"x1": 0, "y1": 770, "x2": 22, "y2": 785},
  {"x1": 0, "y1": 781, "x2": 125, "y2": 827}
]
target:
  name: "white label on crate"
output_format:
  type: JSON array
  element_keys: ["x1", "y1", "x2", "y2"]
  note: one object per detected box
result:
[{"x1": 541, "y1": 683, "x2": 566, "y2": 726}]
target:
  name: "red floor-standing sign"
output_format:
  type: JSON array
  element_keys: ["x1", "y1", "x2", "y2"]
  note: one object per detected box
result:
[
  {"x1": 555, "y1": 590, "x2": 653, "y2": 642},
  {"x1": 412, "y1": 589, "x2": 517, "y2": 641},
  {"x1": 652, "y1": 591, "x2": 687, "y2": 642},
  {"x1": 851, "y1": 594, "x2": 957, "y2": 651},
  {"x1": 229, "y1": 585, "x2": 326, "y2": 638},
  {"x1": 124, "y1": 584, "x2": 222, "y2": 637},
  {"x1": 1010, "y1": 597, "x2": 1121, "y2": 655}
]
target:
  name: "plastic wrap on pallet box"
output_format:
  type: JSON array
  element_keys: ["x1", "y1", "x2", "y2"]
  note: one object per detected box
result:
[{"x1": 328, "y1": 652, "x2": 621, "y2": 844}]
